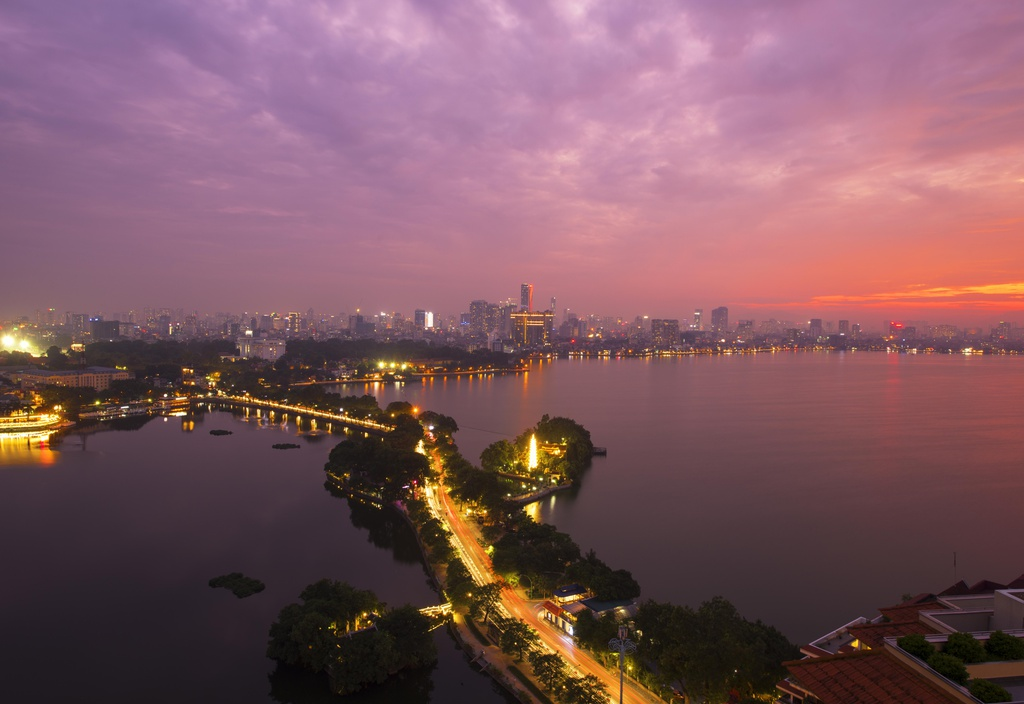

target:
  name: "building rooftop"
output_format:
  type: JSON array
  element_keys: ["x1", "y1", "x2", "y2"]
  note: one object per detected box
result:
[
  {"x1": 553, "y1": 584, "x2": 587, "y2": 599},
  {"x1": 785, "y1": 649, "x2": 964, "y2": 704}
]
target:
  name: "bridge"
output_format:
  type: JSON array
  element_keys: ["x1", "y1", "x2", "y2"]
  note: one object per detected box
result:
[
  {"x1": 202, "y1": 395, "x2": 396, "y2": 434},
  {"x1": 418, "y1": 602, "x2": 452, "y2": 617}
]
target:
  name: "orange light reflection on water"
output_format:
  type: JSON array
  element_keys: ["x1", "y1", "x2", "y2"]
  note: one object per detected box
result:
[{"x1": 0, "y1": 433, "x2": 58, "y2": 466}]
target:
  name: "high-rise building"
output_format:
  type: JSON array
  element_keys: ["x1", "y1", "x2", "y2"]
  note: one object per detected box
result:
[
  {"x1": 90, "y1": 318, "x2": 120, "y2": 341},
  {"x1": 808, "y1": 318, "x2": 823, "y2": 339},
  {"x1": 692, "y1": 309, "x2": 703, "y2": 331},
  {"x1": 711, "y1": 307, "x2": 729, "y2": 335},
  {"x1": 510, "y1": 310, "x2": 554, "y2": 347},
  {"x1": 468, "y1": 300, "x2": 489, "y2": 337},
  {"x1": 838, "y1": 320, "x2": 850, "y2": 334},
  {"x1": 520, "y1": 283, "x2": 533, "y2": 312},
  {"x1": 651, "y1": 319, "x2": 680, "y2": 349},
  {"x1": 414, "y1": 309, "x2": 427, "y2": 329}
]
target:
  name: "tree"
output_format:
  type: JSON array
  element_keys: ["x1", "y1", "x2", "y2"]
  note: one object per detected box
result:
[
  {"x1": 560, "y1": 674, "x2": 608, "y2": 704},
  {"x1": 986, "y1": 631, "x2": 1024, "y2": 661},
  {"x1": 44, "y1": 345, "x2": 70, "y2": 370},
  {"x1": 927, "y1": 652, "x2": 969, "y2": 686},
  {"x1": 375, "y1": 605, "x2": 437, "y2": 668},
  {"x1": 445, "y1": 558, "x2": 475, "y2": 608},
  {"x1": 470, "y1": 581, "x2": 503, "y2": 624},
  {"x1": 481, "y1": 439, "x2": 517, "y2": 473},
  {"x1": 634, "y1": 596, "x2": 797, "y2": 701},
  {"x1": 970, "y1": 678, "x2": 1012, "y2": 703},
  {"x1": 564, "y1": 549, "x2": 641, "y2": 601},
  {"x1": 897, "y1": 633, "x2": 936, "y2": 661},
  {"x1": 498, "y1": 618, "x2": 538, "y2": 661},
  {"x1": 385, "y1": 401, "x2": 415, "y2": 417},
  {"x1": 529, "y1": 651, "x2": 567, "y2": 691},
  {"x1": 945, "y1": 632, "x2": 986, "y2": 663}
]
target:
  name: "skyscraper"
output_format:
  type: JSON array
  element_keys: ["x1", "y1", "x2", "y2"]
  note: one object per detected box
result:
[
  {"x1": 520, "y1": 283, "x2": 533, "y2": 312},
  {"x1": 692, "y1": 309, "x2": 703, "y2": 331},
  {"x1": 711, "y1": 307, "x2": 729, "y2": 335},
  {"x1": 651, "y1": 319, "x2": 680, "y2": 349}
]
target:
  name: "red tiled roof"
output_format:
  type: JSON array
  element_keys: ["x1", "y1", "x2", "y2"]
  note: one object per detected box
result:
[
  {"x1": 1007, "y1": 573, "x2": 1024, "y2": 589},
  {"x1": 967, "y1": 579, "x2": 1006, "y2": 594},
  {"x1": 878, "y1": 599, "x2": 946, "y2": 621},
  {"x1": 541, "y1": 601, "x2": 563, "y2": 618},
  {"x1": 785, "y1": 650, "x2": 963, "y2": 704},
  {"x1": 848, "y1": 620, "x2": 938, "y2": 650},
  {"x1": 937, "y1": 581, "x2": 966, "y2": 597}
]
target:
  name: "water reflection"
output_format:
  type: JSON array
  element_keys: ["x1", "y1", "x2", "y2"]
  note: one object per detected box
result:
[
  {"x1": 0, "y1": 433, "x2": 58, "y2": 465},
  {"x1": 343, "y1": 496, "x2": 422, "y2": 566}
]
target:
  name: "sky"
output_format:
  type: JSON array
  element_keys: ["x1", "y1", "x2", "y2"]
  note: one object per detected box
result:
[{"x1": 2, "y1": 0, "x2": 1023, "y2": 327}]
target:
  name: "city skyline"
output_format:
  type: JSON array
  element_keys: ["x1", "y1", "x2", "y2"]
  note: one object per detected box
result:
[{"x1": 2, "y1": 2, "x2": 1023, "y2": 325}]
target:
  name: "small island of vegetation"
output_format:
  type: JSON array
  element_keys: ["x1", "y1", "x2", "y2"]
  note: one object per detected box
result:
[
  {"x1": 209, "y1": 429, "x2": 233, "y2": 436},
  {"x1": 272, "y1": 442, "x2": 300, "y2": 450},
  {"x1": 208, "y1": 572, "x2": 265, "y2": 598},
  {"x1": 267, "y1": 579, "x2": 437, "y2": 695}
]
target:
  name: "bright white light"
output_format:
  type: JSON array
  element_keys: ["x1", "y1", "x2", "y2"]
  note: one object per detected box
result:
[{"x1": 1, "y1": 335, "x2": 13, "y2": 348}]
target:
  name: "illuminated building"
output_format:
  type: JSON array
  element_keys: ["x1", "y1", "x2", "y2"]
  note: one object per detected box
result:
[
  {"x1": 520, "y1": 283, "x2": 533, "y2": 312},
  {"x1": 13, "y1": 366, "x2": 130, "y2": 391},
  {"x1": 838, "y1": 320, "x2": 850, "y2": 335},
  {"x1": 808, "y1": 318, "x2": 823, "y2": 340},
  {"x1": 510, "y1": 310, "x2": 554, "y2": 347},
  {"x1": 692, "y1": 309, "x2": 703, "y2": 331},
  {"x1": 711, "y1": 307, "x2": 729, "y2": 335},
  {"x1": 650, "y1": 319, "x2": 680, "y2": 349},
  {"x1": 236, "y1": 337, "x2": 286, "y2": 361}
]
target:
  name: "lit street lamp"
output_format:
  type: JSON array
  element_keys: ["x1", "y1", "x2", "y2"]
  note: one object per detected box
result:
[{"x1": 608, "y1": 624, "x2": 637, "y2": 704}]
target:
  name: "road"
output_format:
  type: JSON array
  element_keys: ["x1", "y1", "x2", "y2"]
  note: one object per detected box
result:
[{"x1": 423, "y1": 461, "x2": 660, "y2": 704}]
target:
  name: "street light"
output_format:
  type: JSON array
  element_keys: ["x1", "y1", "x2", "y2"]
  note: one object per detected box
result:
[{"x1": 608, "y1": 624, "x2": 637, "y2": 704}]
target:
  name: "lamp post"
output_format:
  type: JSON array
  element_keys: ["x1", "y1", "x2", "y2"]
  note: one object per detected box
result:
[{"x1": 608, "y1": 624, "x2": 637, "y2": 704}]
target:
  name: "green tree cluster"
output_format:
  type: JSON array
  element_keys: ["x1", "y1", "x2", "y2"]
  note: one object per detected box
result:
[
  {"x1": 564, "y1": 550, "x2": 641, "y2": 601},
  {"x1": 267, "y1": 581, "x2": 436, "y2": 696},
  {"x1": 497, "y1": 616, "x2": 539, "y2": 661},
  {"x1": 266, "y1": 579, "x2": 380, "y2": 672},
  {"x1": 323, "y1": 419, "x2": 430, "y2": 502},
  {"x1": 635, "y1": 596, "x2": 797, "y2": 702},
  {"x1": 970, "y1": 678, "x2": 1013, "y2": 703},
  {"x1": 328, "y1": 605, "x2": 438, "y2": 695},
  {"x1": 945, "y1": 632, "x2": 987, "y2": 663},
  {"x1": 491, "y1": 521, "x2": 581, "y2": 597},
  {"x1": 987, "y1": 630, "x2": 1024, "y2": 661}
]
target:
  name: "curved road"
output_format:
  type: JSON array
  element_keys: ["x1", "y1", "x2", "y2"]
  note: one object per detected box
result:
[{"x1": 425, "y1": 463, "x2": 659, "y2": 704}]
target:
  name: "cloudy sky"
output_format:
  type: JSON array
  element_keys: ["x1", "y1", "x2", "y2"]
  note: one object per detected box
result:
[{"x1": 2, "y1": 0, "x2": 1022, "y2": 326}]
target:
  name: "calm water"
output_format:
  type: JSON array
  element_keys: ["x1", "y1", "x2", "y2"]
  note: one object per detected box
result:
[
  {"x1": 0, "y1": 413, "x2": 514, "y2": 703},
  {"x1": 3, "y1": 353, "x2": 1023, "y2": 702},
  {"x1": 362, "y1": 352, "x2": 1024, "y2": 643}
]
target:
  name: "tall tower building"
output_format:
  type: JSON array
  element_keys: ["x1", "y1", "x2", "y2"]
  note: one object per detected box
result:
[
  {"x1": 520, "y1": 283, "x2": 533, "y2": 312},
  {"x1": 711, "y1": 307, "x2": 729, "y2": 335},
  {"x1": 692, "y1": 309, "x2": 703, "y2": 331}
]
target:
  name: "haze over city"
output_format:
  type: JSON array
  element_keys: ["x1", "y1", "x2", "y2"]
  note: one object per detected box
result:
[{"x1": 2, "y1": 1, "x2": 1023, "y2": 325}]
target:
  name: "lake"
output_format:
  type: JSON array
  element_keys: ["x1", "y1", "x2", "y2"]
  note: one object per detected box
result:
[
  {"x1": 0, "y1": 412, "x2": 515, "y2": 703},
  {"x1": 3, "y1": 351, "x2": 1023, "y2": 702},
  {"x1": 360, "y1": 351, "x2": 1024, "y2": 643}
]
